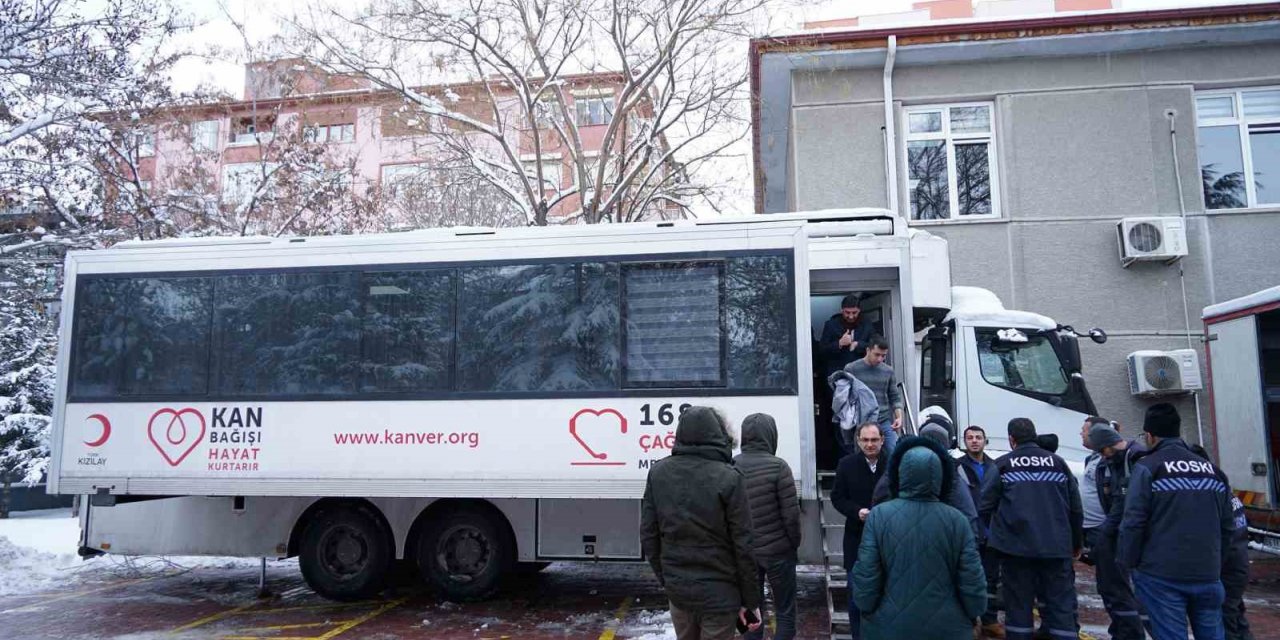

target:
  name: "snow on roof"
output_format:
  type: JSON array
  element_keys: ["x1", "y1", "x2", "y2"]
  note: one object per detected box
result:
[
  {"x1": 944, "y1": 286, "x2": 1057, "y2": 330},
  {"x1": 1202, "y1": 285, "x2": 1280, "y2": 320}
]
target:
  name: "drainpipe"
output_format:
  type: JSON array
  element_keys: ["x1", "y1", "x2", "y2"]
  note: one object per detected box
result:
[
  {"x1": 883, "y1": 36, "x2": 899, "y2": 216},
  {"x1": 1166, "y1": 109, "x2": 1207, "y2": 448}
]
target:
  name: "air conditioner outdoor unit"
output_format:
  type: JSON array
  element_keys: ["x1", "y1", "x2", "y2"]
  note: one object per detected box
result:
[
  {"x1": 1117, "y1": 217, "x2": 1187, "y2": 266},
  {"x1": 1127, "y1": 349, "x2": 1203, "y2": 397}
]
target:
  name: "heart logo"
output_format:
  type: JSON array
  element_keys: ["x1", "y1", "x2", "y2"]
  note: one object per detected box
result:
[
  {"x1": 569, "y1": 408, "x2": 628, "y2": 461},
  {"x1": 148, "y1": 408, "x2": 206, "y2": 467}
]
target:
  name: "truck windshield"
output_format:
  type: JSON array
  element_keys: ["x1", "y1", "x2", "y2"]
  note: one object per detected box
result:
[{"x1": 975, "y1": 328, "x2": 1069, "y2": 395}]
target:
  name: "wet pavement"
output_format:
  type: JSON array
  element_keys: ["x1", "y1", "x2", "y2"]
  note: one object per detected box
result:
[{"x1": 3, "y1": 555, "x2": 1280, "y2": 639}]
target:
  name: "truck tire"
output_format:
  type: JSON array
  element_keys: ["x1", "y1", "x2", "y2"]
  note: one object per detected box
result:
[
  {"x1": 299, "y1": 504, "x2": 391, "y2": 601},
  {"x1": 415, "y1": 506, "x2": 511, "y2": 601}
]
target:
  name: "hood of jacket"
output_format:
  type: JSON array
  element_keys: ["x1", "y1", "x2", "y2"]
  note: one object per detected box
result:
[
  {"x1": 740, "y1": 413, "x2": 778, "y2": 455},
  {"x1": 672, "y1": 406, "x2": 732, "y2": 464},
  {"x1": 887, "y1": 436, "x2": 953, "y2": 502}
]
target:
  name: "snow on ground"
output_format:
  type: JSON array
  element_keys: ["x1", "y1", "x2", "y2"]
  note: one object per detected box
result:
[
  {"x1": 619, "y1": 608, "x2": 676, "y2": 639},
  {"x1": 0, "y1": 508, "x2": 281, "y2": 597}
]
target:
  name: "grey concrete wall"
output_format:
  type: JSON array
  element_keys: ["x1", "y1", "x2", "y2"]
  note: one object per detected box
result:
[
  {"x1": 782, "y1": 41, "x2": 1280, "y2": 441},
  {"x1": 1203, "y1": 211, "x2": 1280, "y2": 303},
  {"x1": 792, "y1": 103, "x2": 888, "y2": 210}
]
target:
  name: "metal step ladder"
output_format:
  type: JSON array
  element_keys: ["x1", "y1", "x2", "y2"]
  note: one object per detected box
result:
[{"x1": 819, "y1": 470, "x2": 853, "y2": 640}]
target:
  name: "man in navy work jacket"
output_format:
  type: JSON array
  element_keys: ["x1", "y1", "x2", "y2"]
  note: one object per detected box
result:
[
  {"x1": 1090, "y1": 422, "x2": 1149, "y2": 640},
  {"x1": 1118, "y1": 403, "x2": 1235, "y2": 640},
  {"x1": 978, "y1": 417, "x2": 1083, "y2": 640}
]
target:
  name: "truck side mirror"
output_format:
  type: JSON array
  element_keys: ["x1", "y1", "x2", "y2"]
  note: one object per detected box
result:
[
  {"x1": 1056, "y1": 330, "x2": 1083, "y2": 374},
  {"x1": 1089, "y1": 328, "x2": 1108, "y2": 344}
]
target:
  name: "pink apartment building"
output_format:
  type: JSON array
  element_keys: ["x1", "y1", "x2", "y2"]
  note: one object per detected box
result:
[{"x1": 127, "y1": 59, "x2": 646, "y2": 227}]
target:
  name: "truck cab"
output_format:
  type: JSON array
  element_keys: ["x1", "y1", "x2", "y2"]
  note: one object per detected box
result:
[{"x1": 918, "y1": 286, "x2": 1101, "y2": 462}]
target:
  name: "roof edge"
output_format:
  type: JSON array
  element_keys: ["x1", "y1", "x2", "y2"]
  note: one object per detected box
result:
[{"x1": 752, "y1": 2, "x2": 1280, "y2": 54}]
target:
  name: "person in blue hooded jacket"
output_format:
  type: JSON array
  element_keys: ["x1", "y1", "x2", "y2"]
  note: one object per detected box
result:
[{"x1": 851, "y1": 436, "x2": 987, "y2": 640}]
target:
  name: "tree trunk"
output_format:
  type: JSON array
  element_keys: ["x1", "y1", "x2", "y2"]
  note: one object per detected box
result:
[{"x1": 1, "y1": 475, "x2": 10, "y2": 519}]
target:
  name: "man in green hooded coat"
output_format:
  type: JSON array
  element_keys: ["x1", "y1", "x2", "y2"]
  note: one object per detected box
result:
[
  {"x1": 851, "y1": 435, "x2": 988, "y2": 639},
  {"x1": 642, "y1": 406, "x2": 762, "y2": 639}
]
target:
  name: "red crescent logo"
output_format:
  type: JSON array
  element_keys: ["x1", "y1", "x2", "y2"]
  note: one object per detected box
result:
[{"x1": 84, "y1": 414, "x2": 111, "y2": 447}]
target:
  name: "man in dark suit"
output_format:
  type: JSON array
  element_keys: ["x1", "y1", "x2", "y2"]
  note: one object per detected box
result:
[{"x1": 831, "y1": 421, "x2": 886, "y2": 639}]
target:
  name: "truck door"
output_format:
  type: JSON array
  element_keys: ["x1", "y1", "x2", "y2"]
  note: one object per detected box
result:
[
  {"x1": 959, "y1": 325, "x2": 1091, "y2": 461},
  {"x1": 1208, "y1": 316, "x2": 1271, "y2": 501}
]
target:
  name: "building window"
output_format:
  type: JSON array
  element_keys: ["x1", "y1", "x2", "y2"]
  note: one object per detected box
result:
[
  {"x1": 192, "y1": 120, "x2": 220, "y2": 151},
  {"x1": 381, "y1": 162, "x2": 431, "y2": 195},
  {"x1": 305, "y1": 122, "x2": 355, "y2": 143},
  {"x1": 575, "y1": 96, "x2": 614, "y2": 127},
  {"x1": 1196, "y1": 88, "x2": 1280, "y2": 209},
  {"x1": 522, "y1": 158, "x2": 562, "y2": 190},
  {"x1": 533, "y1": 100, "x2": 562, "y2": 127},
  {"x1": 903, "y1": 103, "x2": 998, "y2": 221},
  {"x1": 222, "y1": 162, "x2": 277, "y2": 205},
  {"x1": 230, "y1": 115, "x2": 276, "y2": 145},
  {"x1": 132, "y1": 129, "x2": 155, "y2": 158}
]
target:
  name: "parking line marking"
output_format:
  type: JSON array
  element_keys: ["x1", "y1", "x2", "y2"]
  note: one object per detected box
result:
[
  {"x1": 224, "y1": 620, "x2": 345, "y2": 635},
  {"x1": 169, "y1": 603, "x2": 258, "y2": 633},
  {"x1": 597, "y1": 597, "x2": 633, "y2": 640},
  {"x1": 242, "y1": 601, "x2": 386, "y2": 614},
  {"x1": 314, "y1": 597, "x2": 406, "y2": 640}
]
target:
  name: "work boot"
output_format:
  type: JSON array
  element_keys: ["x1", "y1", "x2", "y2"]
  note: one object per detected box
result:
[{"x1": 981, "y1": 622, "x2": 1006, "y2": 639}]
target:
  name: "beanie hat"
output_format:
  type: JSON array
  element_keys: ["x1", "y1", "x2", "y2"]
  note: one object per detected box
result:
[
  {"x1": 1088, "y1": 425, "x2": 1123, "y2": 451},
  {"x1": 1036, "y1": 433, "x2": 1059, "y2": 453},
  {"x1": 1143, "y1": 403, "x2": 1181, "y2": 438},
  {"x1": 920, "y1": 423, "x2": 951, "y2": 450}
]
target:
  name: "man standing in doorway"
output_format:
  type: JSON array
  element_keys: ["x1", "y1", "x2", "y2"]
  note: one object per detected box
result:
[
  {"x1": 832, "y1": 422, "x2": 887, "y2": 639},
  {"x1": 979, "y1": 418, "x2": 1083, "y2": 640},
  {"x1": 845, "y1": 336, "x2": 903, "y2": 457},
  {"x1": 818, "y1": 294, "x2": 874, "y2": 378},
  {"x1": 957, "y1": 425, "x2": 1003, "y2": 639},
  {"x1": 1118, "y1": 403, "x2": 1235, "y2": 640}
]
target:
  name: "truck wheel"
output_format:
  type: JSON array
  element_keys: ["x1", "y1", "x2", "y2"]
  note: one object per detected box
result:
[
  {"x1": 299, "y1": 504, "x2": 391, "y2": 601},
  {"x1": 416, "y1": 507, "x2": 511, "y2": 601}
]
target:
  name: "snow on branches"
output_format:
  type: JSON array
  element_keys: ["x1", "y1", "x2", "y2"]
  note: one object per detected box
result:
[
  {"x1": 291, "y1": 0, "x2": 772, "y2": 224},
  {"x1": 0, "y1": 260, "x2": 56, "y2": 490}
]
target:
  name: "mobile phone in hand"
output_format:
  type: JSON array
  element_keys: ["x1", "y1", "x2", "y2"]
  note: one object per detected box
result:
[{"x1": 735, "y1": 608, "x2": 760, "y2": 634}]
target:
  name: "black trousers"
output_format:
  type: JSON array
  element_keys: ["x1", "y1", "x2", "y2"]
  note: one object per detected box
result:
[
  {"x1": 981, "y1": 544, "x2": 1002, "y2": 625},
  {"x1": 743, "y1": 557, "x2": 798, "y2": 640},
  {"x1": 1087, "y1": 527, "x2": 1147, "y2": 640},
  {"x1": 1000, "y1": 554, "x2": 1078, "y2": 640},
  {"x1": 1222, "y1": 541, "x2": 1254, "y2": 640}
]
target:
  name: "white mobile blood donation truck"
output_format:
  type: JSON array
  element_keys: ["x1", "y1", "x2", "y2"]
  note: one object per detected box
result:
[{"x1": 49, "y1": 209, "x2": 1103, "y2": 600}]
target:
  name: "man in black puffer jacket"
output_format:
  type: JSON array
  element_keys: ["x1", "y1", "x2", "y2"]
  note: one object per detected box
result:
[
  {"x1": 735, "y1": 413, "x2": 802, "y2": 640},
  {"x1": 642, "y1": 406, "x2": 762, "y2": 639}
]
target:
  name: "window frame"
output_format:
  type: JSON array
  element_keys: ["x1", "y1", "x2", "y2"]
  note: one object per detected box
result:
[
  {"x1": 574, "y1": 96, "x2": 615, "y2": 127},
  {"x1": 66, "y1": 249, "x2": 798, "y2": 403},
  {"x1": 192, "y1": 120, "x2": 220, "y2": 151},
  {"x1": 222, "y1": 162, "x2": 279, "y2": 205},
  {"x1": 901, "y1": 102, "x2": 1001, "y2": 222},
  {"x1": 1195, "y1": 86, "x2": 1280, "y2": 209},
  {"x1": 305, "y1": 122, "x2": 356, "y2": 144},
  {"x1": 620, "y1": 260, "x2": 728, "y2": 389}
]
